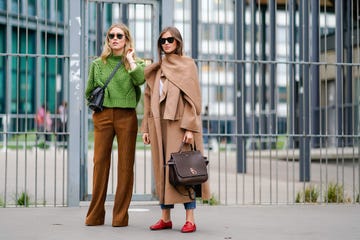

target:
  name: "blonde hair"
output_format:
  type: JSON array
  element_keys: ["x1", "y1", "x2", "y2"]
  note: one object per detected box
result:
[{"x1": 100, "y1": 23, "x2": 135, "y2": 70}]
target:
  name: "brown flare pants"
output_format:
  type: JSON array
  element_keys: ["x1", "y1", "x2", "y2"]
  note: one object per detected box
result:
[{"x1": 85, "y1": 108, "x2": 137, "y2": 227}]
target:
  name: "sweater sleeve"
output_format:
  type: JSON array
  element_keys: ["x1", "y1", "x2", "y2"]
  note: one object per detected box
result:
[
  {"x1": 85, "y1": 61, "x2": 97, "y2": 99},
  {"x1": 129, "y1": 60, "x2": 145, "y2": 86}
]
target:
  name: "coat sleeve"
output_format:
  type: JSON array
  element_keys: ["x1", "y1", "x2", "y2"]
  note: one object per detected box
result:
[
  {"x1": 140, "y1": 84, "x2": 151, "y2": 133},
  {"x1": 180, "y1": 93, "x2": 202, "y2": 133}
]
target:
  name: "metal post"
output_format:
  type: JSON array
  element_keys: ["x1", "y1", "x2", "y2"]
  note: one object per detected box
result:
[
  {"x1": 260, "y1": 5, "x2": 267, "y2": 149},
  {"x1": 68, "y1": 0, "x2": 83, "y2": 207},
  {"x1": 311, "y1": 0, "x2": 320, "y2": 148},
  {"x1": 288, "y1": 0, "x2": 296, "y2": 149},
  {"x1": 121, "y1": 3, "x2": 129, "y2": 26},
  {"x1": 345, "y1": 0, "x2": 353, "y2": 146},
  {"x1": 191, "y1": 0, "x2": 198, "y2": 60},
  {"x1": 299, "y1": 0, "x2": 311, "y2": 182},
  {"x1": 161, "y1": 0, "x2": 174, "y2": 29},
  {"x1": 236, "y1": 0, "x2": 246, "y2": 173},
  {"x1": 335, "y1": 0, "x2": 344, "y2": 147},
  {"x1": 96, "y1": 3, "x2": 103, "y2": 56},
  {"x1": 269, "y1": 0, "x2": 276, "y2": 149},
  {"x1": 5, "y1": 0, "x2": 12, "y2": 134},
  {"x1": 250, "y1": 0, "x2": 256, "y2": 150}
]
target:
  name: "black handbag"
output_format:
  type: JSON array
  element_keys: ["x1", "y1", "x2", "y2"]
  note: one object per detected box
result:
[
  {"x1": 87, "y1": 61, "x2": 122, "y2": 112},
  {"x1": 168, "y1": 142, "x2": 208, "y2": 199},
  {"x1": 87, "y1": 87, "x2": 105, "y2": 112}
]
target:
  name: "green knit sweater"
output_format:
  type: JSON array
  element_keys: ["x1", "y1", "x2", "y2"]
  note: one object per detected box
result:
[{"x1": 85, "y1": 55, "x2": 145, "y2": 109}]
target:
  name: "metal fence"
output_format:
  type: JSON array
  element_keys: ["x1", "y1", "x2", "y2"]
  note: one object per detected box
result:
[{"x1": 1, "y1": 0, "x2": 359, "y2": 207}]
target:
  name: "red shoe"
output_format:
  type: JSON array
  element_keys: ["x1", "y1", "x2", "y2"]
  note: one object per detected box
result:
[
  {"x1": 181, "y1": 221, "x2": 196, "y2": 233},
  {"x1": 149, "y1": 219, "x2": 172, "y2": 230}
]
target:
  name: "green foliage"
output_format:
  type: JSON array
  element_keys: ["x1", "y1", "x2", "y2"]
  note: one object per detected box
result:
[
  {"x1": 276, "y1": 136, "x2": 287, "y2": 149},
  {"x1": 0, "y1": 196, "x2": 4, "y2": 207},
  {"x1": 16, "y1": 192, "x2": 31, "y2": 207},
  {"x1": 324, "y1": 183, "x2": 344, "y2": 203},
  {"x1": 202, "y1": 194, "x2": 219, "y2": 206},
  {"x1": 36, "y1": 142, "x2": 50, "y2": 149},
  {"x1": 295, "y1": 185, "x2": 319, "y2": 203},
  {"x1": 356, "y1": 193, "x2": 359, "y2": 203},
  {"x1": 11, "y1": 132, "x2": 37, "y2": 142}
]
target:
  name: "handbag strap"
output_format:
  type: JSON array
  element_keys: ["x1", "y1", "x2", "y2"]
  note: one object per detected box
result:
[
  {"x1": 177, "y1": 141, "x2": 197, "y2": 152},
  {"x1": 102, "y1": 61, "x2": 122, "y2": 89}
]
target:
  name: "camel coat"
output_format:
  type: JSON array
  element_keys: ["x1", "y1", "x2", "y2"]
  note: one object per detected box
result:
[{"x1": 141, "y1": 54, "x2": 210, "y2": 204}]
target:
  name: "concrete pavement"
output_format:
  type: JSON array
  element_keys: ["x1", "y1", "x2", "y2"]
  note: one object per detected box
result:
[{"x1": 0, "y1": 202, "x2": 359, "y2": 240}]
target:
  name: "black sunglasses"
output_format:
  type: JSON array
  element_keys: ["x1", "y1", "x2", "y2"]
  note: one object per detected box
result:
[
  {"x1": 160, "y1": 37, "x2": 175, "y2": 45},
  {"x1": 108, "y1": 33, "x2": 124, "y2": 40}
]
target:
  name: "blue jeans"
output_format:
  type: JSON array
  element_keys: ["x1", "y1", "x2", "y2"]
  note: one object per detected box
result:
[{"x1": 160, "y1": 200, "x2": 196, "y2": 210}]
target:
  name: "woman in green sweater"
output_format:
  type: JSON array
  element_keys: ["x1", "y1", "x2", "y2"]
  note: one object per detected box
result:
[{"x1": 85, "y1": 23, "x2": 145, "y2": 227}]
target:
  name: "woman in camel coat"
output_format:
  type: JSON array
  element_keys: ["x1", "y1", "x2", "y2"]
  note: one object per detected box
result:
[{"x1": 141, "y1": 26, "x2": 210, "y2": 233}]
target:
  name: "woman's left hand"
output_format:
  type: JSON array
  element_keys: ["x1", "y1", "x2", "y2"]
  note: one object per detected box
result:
[
  {"x1": 183, "y1": 130, "x2": 193, "y2": 144},
  {"x1": 126, "y1": 48, "x2": 135, "y2": 62}
]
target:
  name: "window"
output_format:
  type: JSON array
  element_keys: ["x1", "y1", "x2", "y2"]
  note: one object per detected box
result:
[
  {"x1": 28, "y1": 0, "x2": 36, "y2": 16},
  {"x1": 11, "y1": 28, "x2": 36, "y2": 114},
  {"x1": 0, "y1": 26, "x2": 5, "y2": 113},
  {"x1": 0, "y1": 0, "x2": 6, "y2": 10}
]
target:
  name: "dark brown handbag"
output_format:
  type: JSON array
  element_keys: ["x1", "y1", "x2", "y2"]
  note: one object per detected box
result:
[{"x1": 168, "y1": 142, "x2": 208, "y2": 199}]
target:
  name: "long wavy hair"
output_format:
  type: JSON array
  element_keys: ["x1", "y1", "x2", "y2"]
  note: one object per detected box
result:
[
  {"x1": 100, "y1": 23, "x2": 135, "y2": 70},
  {"x1": 157, "y1": 26, "x2": 184, "y2": 64}
]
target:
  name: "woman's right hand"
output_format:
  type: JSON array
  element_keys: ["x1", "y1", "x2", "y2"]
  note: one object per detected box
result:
[{"x1": 142, "y1": 133, "x2": 150, "y2": 144}]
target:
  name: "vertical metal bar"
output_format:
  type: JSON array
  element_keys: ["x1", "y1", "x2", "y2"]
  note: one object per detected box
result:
[
  {"x1": 235, "y1": 0, "x2": 246, "y2": 176},
  {"x1": 322, "y1": 3, "x2": 329, "y2": 204},
  {"x1": 354, "y1": 0, "x2": 360, "y2": 204},
  {"x1": 257, "y1": 2, "x2": 262, "y2": 204},
  {"x1": 288, "y1": 2, "x2": 295, "y2": 204},
  {"x1": 344, "y1": 0, "x2": 352, "y2": 201},
  {"x1": 161, "y1": 0, "x2": 174, "y2": 29},
  {"x1": 24, "y1": 0, "x2": 28, "y2": 207},
  {"x1": 222, "y1": 3, "x2": 229, "y2": 205},
  {"x1": 249, "y1": 0, "x2": 255, "y2": 203},
  {"x1": 335, "y1": 0, "x2": 344, "y2": 203},
  {"x1": 121, "y1": 3, "x2": 129, "y2": 26},
  {"x1": 34, "y1": 0, "x2": 42, "y2": 208},
  {"x1": 3, "y1": 0, "x2": 12, "y2": 207},
  {"x1": 335, "y1": 0, "x2": 344, "y2": 148},
  {"x1": 50, "y1": 0, "x2": 59, "y2": 207},
  {"x1": 43, "y1": 0, "x2": 48, "y2": 207},
  {"x1": 345, "y1": 0, "x2": 353, "y2": 146},
  {"x1": 288, "y1": 0, "x2": 295, "y2": 150},
  {"x1": 311, "y1": 0, "x2": 320, "y2": 148},
  {"x1": 15, "y1": 0, "x2": 20, "y2": 207},
  {"x1": 96, "y1": 3, "x2": 103, "y2": 56},
  {"x1": 356, "y1": 0, "x2": 360, "y2": 204},
  {"x1": 67, "y1": 0, "x2": 82, "y2": 207},
  {"x1": 299, "y1": 0, "x2": 310, "y2": 182},
  {"x1": 349, "y1": 0, "x2": 355, "y2": 203},
  {"x1": 62, "y1": 0, "x2": 69, "y2": 206},
  {"x1": 234, "y1": 0, "x2": 246, "y2": 204},
  {"x1": 191, "y1": 0, "x2": 198, "y2": 60},
  {"x1": 80, "y1": 0, "x2": 89, "y2": 203},
  {"x1": 269, "y1": 0, "x2": 276, "y2": 204},
  {"x1": 260, "y1": 5, "x2": 266, "y2": 150},
  {"x1": 318, "y1": 0, "x2": 324, "y2": 204}
]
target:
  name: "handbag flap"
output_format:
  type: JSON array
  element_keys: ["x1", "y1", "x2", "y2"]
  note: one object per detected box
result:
[{"x1": 170, "y1": 150, "x2": 208, "y2": 179}]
